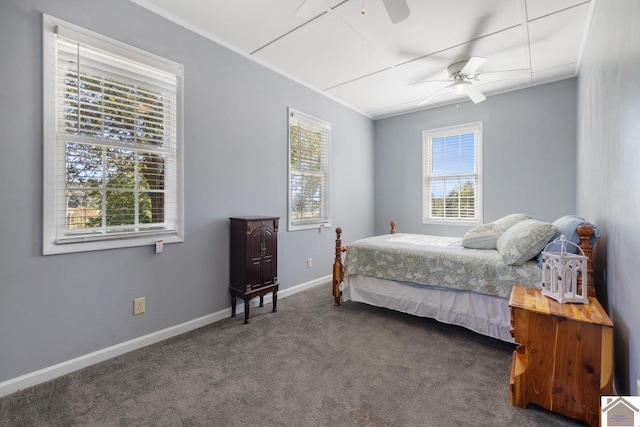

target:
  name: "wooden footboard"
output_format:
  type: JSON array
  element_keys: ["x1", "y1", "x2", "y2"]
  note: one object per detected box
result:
[
  {"x1": 332, "y1": 222, "x2": 599, "y2": 305},
  {"x1": 332, "y1": 221, "x2": 395, "y2": 306}
]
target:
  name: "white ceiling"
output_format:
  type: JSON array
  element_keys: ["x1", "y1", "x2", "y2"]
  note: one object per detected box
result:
[{"x1": 130, "y1": 0, "x2": 593, "y2": 119}]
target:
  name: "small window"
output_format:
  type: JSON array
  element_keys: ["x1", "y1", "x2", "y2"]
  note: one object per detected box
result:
[
  {"x1": 422, "y1": 122, "x2": 482, "y2": 225},
  {"x1": 287, "y1": 108, "x2": 331, "y2": 231},
  {"x1": 43, "y1": 15, "x2": 183, "y2": 254}
]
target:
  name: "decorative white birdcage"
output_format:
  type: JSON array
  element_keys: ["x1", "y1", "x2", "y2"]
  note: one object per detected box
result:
[{"x1": 541, "y1": 235, "x2": 588, "y2": 304}]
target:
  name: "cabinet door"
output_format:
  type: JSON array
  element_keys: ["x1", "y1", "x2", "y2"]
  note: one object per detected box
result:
[
  {"x1": 247, "y1": 227, "x2": 263, "y2": 289},
  {"x1": 262, "y1": 226, "x2": 277, "y2": 286}
]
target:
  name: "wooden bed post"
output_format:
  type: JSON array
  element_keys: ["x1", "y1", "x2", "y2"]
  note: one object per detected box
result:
[
  {"x1": 333, "y1": 222, "x2": 397, "y2": 306},
  {"x1": 333, "y1": 227, "x2": 347, "y2": 306},
  {"x1": 577, "y1": 225, "x2": 597, "y2": 297}
]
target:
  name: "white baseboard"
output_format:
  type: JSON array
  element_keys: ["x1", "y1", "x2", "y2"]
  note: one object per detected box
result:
[{"x1": 0, "y1": 276, "x2": 329, "y2": 399}]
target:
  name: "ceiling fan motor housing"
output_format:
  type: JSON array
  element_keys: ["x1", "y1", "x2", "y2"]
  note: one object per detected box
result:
[{"x1": 448, "y1": 61, "x2": 468, "y2": 75}]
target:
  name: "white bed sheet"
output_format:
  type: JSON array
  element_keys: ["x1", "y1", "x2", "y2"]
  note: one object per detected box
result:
[{"x1": 342, "y1": 274, "x2": 515, "y2": 343}]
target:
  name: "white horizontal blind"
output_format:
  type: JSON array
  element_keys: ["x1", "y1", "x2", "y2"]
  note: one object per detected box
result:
[
  {"x1": 423, "y1": 123, "x2": 482, "y2": 223},
  {"x1": 54, "y1": 30, "x2": 179, "y2": 243},
  {"x1": 288, "y1": 109, "x2": 331, "y2": 230}
]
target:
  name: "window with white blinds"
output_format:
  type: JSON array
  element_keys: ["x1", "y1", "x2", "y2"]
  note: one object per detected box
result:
[
  {"x1": 288, "y1": 108, "x2": 331, "y2": 231},
  {"x1": 422, "y1": 122, "x2": 482, "y2": 225},
  {"x1": 43, "y1": 15, "x2": 183, "y2": 254}
]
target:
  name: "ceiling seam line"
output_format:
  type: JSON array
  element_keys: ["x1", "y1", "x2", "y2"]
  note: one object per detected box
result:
[
  {"x1": 322, "y1": 66, "x2": 393, "y2": 91},
  {"x1": 527, "y1": 2, "x2": 592, "y2": 23},
  {"x1": 250, "y1": 0, "x2": 350, "y2": 56},
  {"x1": 394, "y1": 24, "x2": 522, "y2": 68},
  {"x1": 519, "y1": 0, "x2": 533, "y2": 84},
  {"x1": 250, "y1": 11, "x2": 328, "y2": 55},
  {"x1": 324, "y1": 2, "x2": 399, "y2": 71}
]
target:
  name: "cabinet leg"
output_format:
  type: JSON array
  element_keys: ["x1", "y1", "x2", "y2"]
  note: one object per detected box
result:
[
  {"x1": 272, "y1": 291, "x2": 278, "y2": 313},
  {"x1": 231, "y1": 295, "x2": 236, "y2": 318},
  {"x1": 244, "y1": 299, "x2": 250, "y2": 324},
  {"x1": 259, "y1": 295, "x2": 264, "y2": 307}
]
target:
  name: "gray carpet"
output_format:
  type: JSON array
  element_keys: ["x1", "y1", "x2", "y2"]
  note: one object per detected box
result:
[{"x1": 0, "y1": 284, "x2": 585, "y2": 426}]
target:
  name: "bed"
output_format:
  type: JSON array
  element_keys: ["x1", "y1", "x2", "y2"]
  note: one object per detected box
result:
[{"x1": 331, "y1": 217, "x2": 598, "y2": 342}]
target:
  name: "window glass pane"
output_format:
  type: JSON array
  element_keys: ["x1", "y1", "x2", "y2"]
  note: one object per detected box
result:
[
  {"x1": 459, "y1": 133, "x2": 475, "y2": 174},
  {"x1": 105, "y1": 149, "x2": 136, "y2": 189},
  {"x1": 58, "y1": 42, "x2": 172, "y2": 148},
  {"x1": 105, "y1": 190, "x2": 137, "y2": 226},
  {"x1": 65, "y1": 143, "x2": 103, "y2": 187},
  {"x1": 139, "y1": 152, "x2": 165, "y2": 190},
  {"x1": 290, "y1": 126, "x2": 323, "y2": 172},
  {"x1": 431, "y1": 137, "x2": 445, "y2": 175},
  {"x1": 145, "y1": 191, "x2": 165, "y2": 224},
  {"x1": 65, "y1": 189, "x2": 101, "y2": 230},
  {"x1": 290, "y1": 172, "x2": 322, "y2": 221},
  {"x1": 443, "y1": 136, "x2": 461, "y2": 175},
  {"x1": 430, "y1": 178, "x2": 446, "y2": 198},
  {"x1": 431, "y1": 196, "x2": 444, "y2": 217}
]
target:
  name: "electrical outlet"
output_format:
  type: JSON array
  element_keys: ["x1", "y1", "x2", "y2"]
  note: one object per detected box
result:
[
  {"x1": 307, "y1": 258, "x2": 312, "y2": 268},
  {"x1": 133, "y1": 297, "x2": 145, "y2": 315},
  {"x1": 155, "y1": 239, "x2": 163, "y2": 253}
]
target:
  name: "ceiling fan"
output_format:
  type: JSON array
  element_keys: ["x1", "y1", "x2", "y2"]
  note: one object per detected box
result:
[
  {"x1": 411, "y1": 57, "x2": 531, "y2": 106},
  {"x1": 296, "y1": 0, "x2": 410, "y2": 24},
  {"x1": 378, "y1": 0, "x2": 410, "y2": 24}
]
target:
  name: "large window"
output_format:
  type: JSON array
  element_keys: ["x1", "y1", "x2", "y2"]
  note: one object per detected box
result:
[
  {"x1": 288, "y1": 108, "x2": 331, "y2": 231},
  {"x1": 43, "y1": 15, "x2": 183, "y2": 254},
  {"x1": 422, "y1": 122, "x2": 482, "y2": 225}
]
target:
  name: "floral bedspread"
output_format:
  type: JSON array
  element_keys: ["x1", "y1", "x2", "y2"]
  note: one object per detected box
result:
[{"x1": 344, "y1": 233, "x2": 542, "y2": 298}]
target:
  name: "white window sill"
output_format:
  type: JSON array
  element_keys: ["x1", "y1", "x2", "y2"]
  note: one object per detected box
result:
[{"x1": 43, "y1": 234, "x2": 183, "y2": 255}]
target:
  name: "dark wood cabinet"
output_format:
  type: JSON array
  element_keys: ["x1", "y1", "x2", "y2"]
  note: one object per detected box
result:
[{"x1": 229, "y1": 216, "x2": 279, "y2": 323}]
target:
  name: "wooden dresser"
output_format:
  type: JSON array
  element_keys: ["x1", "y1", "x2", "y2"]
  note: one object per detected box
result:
[
  {"x1": 509, "y1": 285, "x2": 613, "y2": 427},
  {"x1": 229, "y1": 216, "x2": 279, "y2": 324}
]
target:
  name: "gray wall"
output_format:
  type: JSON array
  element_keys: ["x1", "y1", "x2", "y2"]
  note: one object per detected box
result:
[
  {"x1": 577, "y1": 0, "x2": 640, "y2": 395},
  {"x1": 374, "y1": 79, "x2": 578, "y2": 236},
  {"x1": 0, "y1": 0, "x2": 374, "y2": 383}
]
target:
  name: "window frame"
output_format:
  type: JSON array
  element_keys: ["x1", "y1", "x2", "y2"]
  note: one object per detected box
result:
[
  {"x1": 287, "y1": 108, "x2": 331, "y2": 232},
  {"x1": 42, "y1": 14, "x2": 184, "y2": 255},
  {"x1": 422, "y1": 122, "x2": 483, "y2": 226}
]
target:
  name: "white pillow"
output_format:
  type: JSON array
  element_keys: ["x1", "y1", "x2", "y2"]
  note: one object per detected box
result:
[
  {"x1": 462, "y1": 213, "x2": 531, "y2": 250},
  {"x1": 496, "y1": 219, "x2": 557, "y2": 265},
  {"x1": 462, "y1": 223, "x2": 502, "y2": 249},
  {"x1": 492, "y1": 213, "x2": 531, "y2": 232}
]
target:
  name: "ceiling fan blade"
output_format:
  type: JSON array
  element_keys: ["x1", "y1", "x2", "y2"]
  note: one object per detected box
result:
[
  {"x1": 460, "y1": 57, "x2": 487, "y2": 76},
  {"x1": 382, "y1": 0, "x2": 410, "y2": 24},
  {"x1": 461, "y1": 14, "x2": 490, "y2": 59},
  {"x1": 476, "y1": 68, "x2": 531, "y2": 81},
  {"x1": 418, "y1": 85, "x2": 451, "y2": 106},
  {"x1": 466, "y1": 84, "x2": 487, "y2": 104},
  {"x1": 407, "y1": 78, "x2": 451, "y2": 86}
]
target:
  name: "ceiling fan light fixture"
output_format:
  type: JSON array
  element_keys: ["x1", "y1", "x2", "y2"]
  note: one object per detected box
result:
[{"x1": 450, "y1": 79, "x2": 469, "y2": 94}]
